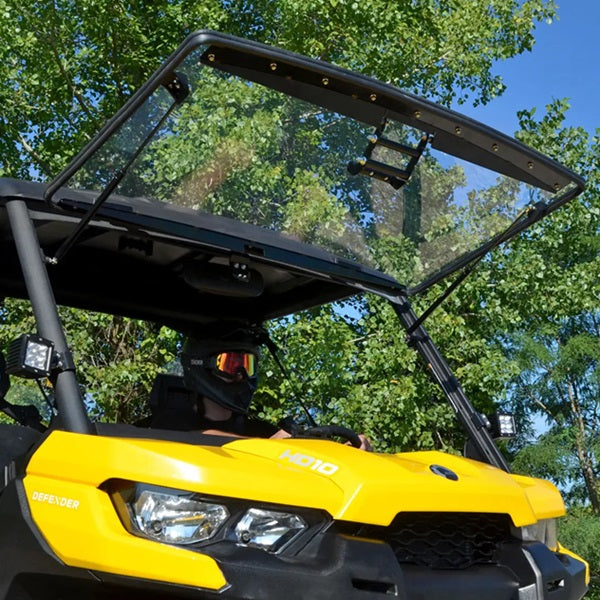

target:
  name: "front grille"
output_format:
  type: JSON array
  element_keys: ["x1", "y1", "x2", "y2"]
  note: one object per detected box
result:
[{"x1": 385, "y1": 512, "x2": 513, "y2": 569}]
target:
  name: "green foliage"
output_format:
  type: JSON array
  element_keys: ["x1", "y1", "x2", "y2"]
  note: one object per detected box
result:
[
  {"x1": 512, "y1": 429, "x2": 596, "y2": 504},
  {"x1": 0, "y1": 0, "x2": 229, "y2": 179},
  {"x1": 465, "y1": 100, "x2": 600, "y2": 510},
  {"x1": 559, "y1": 508, "x2": 600, "y2": 598},
  {"x1": 241, "y1": 0, "x2": 556, "y2": 106},
  {"x1": 63, "y1": 312, "x2": 179, "y2": 422},
  {"x1": 0, "y1": 301, "x2": 179, "y2": 423},
  {"x1": 0, "y1": 0, "x2": 556, "y2": 179},
  {"x1": 507, "y1": 316, "x2": 600, "y2": 510},
  {"x1": 251, "y1": 296, "x2": 485, "y2": 453}
]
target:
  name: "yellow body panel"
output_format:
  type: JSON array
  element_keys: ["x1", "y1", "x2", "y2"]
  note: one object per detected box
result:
[
  {"x1": 23, "y1": 430, "x2": 568, "y2": 586},
  {"x1": 22, "y1": 475, "x2": 227, "y2": 590}
]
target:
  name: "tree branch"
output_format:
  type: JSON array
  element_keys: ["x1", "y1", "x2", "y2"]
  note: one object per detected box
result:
[
  {"x1": 46, "y1": 0, "x2": 96, "y2": 123},
  {"x1": 16, "y1": 132, "x2": 53, "y2": 178}
]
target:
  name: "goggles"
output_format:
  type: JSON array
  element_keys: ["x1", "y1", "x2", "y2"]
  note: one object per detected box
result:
[{"x1": 211, "y1": 351, "x2": 257, "y2": 378}]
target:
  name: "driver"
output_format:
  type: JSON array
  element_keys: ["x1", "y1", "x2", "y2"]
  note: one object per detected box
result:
[{"x1": 180, "y1": 323, "x2": 371, "y2": 450}]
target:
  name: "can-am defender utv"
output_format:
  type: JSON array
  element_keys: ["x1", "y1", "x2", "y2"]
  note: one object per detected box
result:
[{"x1": 0, "y1": 31, "x2": 589, "y2": 600}]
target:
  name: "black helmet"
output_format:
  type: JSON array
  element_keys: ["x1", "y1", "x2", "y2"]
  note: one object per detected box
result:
[{"x1": 181, "y1": 323, "x2": 262, "y2": 415}]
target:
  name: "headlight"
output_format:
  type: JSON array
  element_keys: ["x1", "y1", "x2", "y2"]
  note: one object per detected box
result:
[
  {"x1": 113, "y1": 483, "x2": 229, "y2": 545},
  {"x1": 233, "y1": 508, "x2": 308, "y2": 552},
  {"x1": 519, "y1": 518, "x2": 558, "y2": 550},
  {"x1": 107, "y1": 481, "x2": 324, "y2": 554}
]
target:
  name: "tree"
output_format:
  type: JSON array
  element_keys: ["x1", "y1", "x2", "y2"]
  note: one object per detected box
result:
[
  {"x1": 449, "y1": 99, "x2": 600, "y2": 510},
  {"x1": 509, "y1": 316, "x2": 600, "y2": 512}
]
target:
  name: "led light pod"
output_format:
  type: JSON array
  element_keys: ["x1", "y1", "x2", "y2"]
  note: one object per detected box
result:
[
  {"x1": 490, "y1": 413, "x2": 517, "y2": 439},
  {"x1": 6, "y1": 334, "x2": 54, "y2": 378}
]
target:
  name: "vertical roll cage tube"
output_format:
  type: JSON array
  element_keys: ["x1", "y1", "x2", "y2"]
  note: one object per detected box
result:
[
  {"x1": 391, "y1": 294, "x2": 510, "y2": 471},
  {"x1": 6, "y1": 200, "x2": 93, "y2": 434}
]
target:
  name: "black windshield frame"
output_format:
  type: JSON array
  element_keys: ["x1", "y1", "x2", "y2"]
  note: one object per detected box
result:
[{"x1": 44, "y1": 30, "x2": 585, "y2": 294}]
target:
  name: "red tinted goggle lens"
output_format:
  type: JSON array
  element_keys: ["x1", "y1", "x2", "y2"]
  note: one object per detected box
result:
[{"x1": 213, "y1": 352, "x2": 257, "y2": 377}]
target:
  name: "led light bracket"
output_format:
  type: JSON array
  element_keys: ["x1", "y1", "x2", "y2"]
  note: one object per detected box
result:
[{"x1": 53, "y1": 348, "x2": 76, "y2": 373}]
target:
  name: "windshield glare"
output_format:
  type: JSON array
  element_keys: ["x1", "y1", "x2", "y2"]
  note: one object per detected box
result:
[{"x1": 64, "y1": 46, "x2": 563, "y2": 289}]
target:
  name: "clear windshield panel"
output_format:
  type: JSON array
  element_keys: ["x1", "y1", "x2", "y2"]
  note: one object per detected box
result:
[{"x1": 63, "y1": 47, "x2": 565, "y2": 289}]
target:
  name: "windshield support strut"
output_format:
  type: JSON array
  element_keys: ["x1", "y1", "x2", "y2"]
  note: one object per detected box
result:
[
  {"x1": 48, "y1": 72, "x2": 189, "y2": 265},
  {"x1": 391, "y1": 294, "x2": 510, "y2": 471},
  {"x1": 406, "y1": 266, "x2": 474, "y2": 336}
]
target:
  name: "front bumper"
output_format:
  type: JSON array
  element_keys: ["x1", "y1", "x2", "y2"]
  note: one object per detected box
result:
[
  {"x1": 182, "y1": 533, "x2": 588, "y2": 600},
  {"x1": 6, "y1": 501, "x2": 588, "y2": 600}
]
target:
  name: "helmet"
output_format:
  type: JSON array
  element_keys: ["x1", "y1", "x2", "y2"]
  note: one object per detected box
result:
[{"x1": 181, "y1": 324, "x2": 261, "y2": 415}]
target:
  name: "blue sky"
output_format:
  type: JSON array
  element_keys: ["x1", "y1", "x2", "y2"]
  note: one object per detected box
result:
[{"x1": 457, "y1": 2, "x2": 600, "y2": 138}]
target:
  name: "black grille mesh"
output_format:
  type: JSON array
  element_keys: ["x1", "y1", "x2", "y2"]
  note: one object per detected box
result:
[{"x1": 385, "y1": 512, "x2": 513, "y2": 569}]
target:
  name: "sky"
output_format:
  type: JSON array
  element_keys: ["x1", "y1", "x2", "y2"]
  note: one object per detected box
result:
[
  {"x1": 449, "y1": 3, "x2": 600, "y2": 437},
  {"x1": 455, "y1": 2, "x2": 600, "y2": 139}
]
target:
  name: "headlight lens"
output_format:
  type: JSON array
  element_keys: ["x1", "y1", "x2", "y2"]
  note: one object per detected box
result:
[
  {"x1": 128, "y1": 487, "x2": 229, "y2": 545},
  {"x1": 519, "y1": 518, "x2": 558, "y2": 550},
  {"x1": 234, "y1": 508, "x2": 308, "y2": 552},
  {"x1": 107, "y1": 481, "x2": 322, "y2": 553}
]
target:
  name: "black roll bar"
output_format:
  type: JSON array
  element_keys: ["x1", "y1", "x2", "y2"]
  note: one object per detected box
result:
[
  {"x1": 391, "y1": 294, "x2": 510, "y2": 471},
  {"x1": 6, "y1": 200, "x2": 93, "y2": 434}
]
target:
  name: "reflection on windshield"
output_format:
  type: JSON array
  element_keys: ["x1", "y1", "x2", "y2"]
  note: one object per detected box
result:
[{"x1": 63, "y1": 47, "x2": 557, "y2": 289}]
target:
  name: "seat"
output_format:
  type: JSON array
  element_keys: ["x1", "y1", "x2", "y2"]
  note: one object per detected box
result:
[{"x1": 148, "y1": 374, "x2": 200, "y2": 431}]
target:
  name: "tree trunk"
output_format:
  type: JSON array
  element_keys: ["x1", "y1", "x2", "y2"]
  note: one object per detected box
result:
[{"x1": 568, "y1": 378, "x2": 600, "y2": 513}]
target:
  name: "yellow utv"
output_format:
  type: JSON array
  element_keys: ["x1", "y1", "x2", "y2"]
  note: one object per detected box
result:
[{"x1": 0, "y1": 31, "x2": 589, "y2": 599}]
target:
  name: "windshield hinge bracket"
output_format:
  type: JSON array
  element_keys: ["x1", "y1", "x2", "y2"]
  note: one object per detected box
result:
[
  {"x1": 230, "y1": 255, "x2": 251, "y2": 283},
  {"x1": 348, "y1": 119, "x2": 431, "y2": 189},
  {"x1": 161, "y1": 71, "x2": 190, "y2": 104}
]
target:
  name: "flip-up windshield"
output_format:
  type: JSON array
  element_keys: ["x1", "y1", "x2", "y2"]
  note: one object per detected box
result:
[{"x1": 46, "y1": 32, "x2": 583, "y2": 293}]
